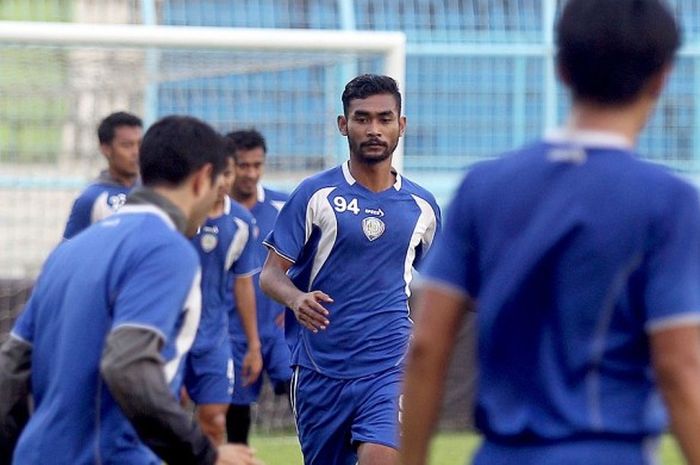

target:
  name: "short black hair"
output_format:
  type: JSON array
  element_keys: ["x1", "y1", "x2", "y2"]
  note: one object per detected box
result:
[
  {"x1": 97, "y1": 111, "x2": 142, "y2": 145},
  {"x1": 225, "y1": 129, "x2": 267, "y2": 160},
  {"x1": 139, "y1": 115, "x2": 227, "y2": 187},
  {"x1": 341, "y1": 74, "x2": 402, "y2": 116},
  {"x1": 556, "y1": 0, "x2": 681, "y2": 105}
]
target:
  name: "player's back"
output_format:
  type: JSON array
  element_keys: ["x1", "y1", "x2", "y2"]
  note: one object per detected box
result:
[
  {"x1": 63, "y1": 172, "x2": 132, "y2": 239},
  {"x1": 13, "y1": 205, "x2": 198, "y2": 465},
  {"x1": 462, "y1": 132, "x2": 699, "y2": 442}
]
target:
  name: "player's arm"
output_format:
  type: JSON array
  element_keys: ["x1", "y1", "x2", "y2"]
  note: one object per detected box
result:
[
  {"x1": 651, "y1": 324, "x2": 700, "y2": 465},
  {"x1": 62, "y1": 192, "x2": 93, "y2": 239},
  {"x1": 400, "y1": 286, "x2": 473, "y2": 465},
  {"x1": 233, "y1": 275, "x2": 262, "y2": 385},
  {"x1": 0, "y1": 335, "x2": 32, "y2": 463},
  {"x1": 259, "y1": 250, "x2": 332, "y2": 333}
]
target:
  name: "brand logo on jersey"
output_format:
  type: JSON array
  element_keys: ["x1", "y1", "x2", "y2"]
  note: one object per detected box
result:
[
  {"x1": 362, "y1": 217, "x2": 385, "y2": 241},
  {"x1": 108, "y1": 193, "x2": 127, "y2": 211},
  {"x1": 200, "y1": 233, "x2": 218, "y2": 252},
  {"x1": 364, "y1": 207, "x2": 384, "y2": 217}
]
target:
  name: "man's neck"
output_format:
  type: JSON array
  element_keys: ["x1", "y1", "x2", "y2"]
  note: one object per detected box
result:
[
  {"x1": 209, "y1": 197, "x2": 226, "y2": 217},
  {"x1": 566, "y1": 99, "x2": 651, "y2": 146},
  {"x1": 109, "y1": 169, "x2": 137, "y2": 188},
  {"x1": 231, "y1": 190, "x2": 257, "y2": 210},
  {"x1": 348, "y1": 157, "x2": 395, "y2": 193}
]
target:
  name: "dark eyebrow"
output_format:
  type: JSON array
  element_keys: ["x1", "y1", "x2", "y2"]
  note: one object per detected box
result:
[{"x1": 352, "y1": 110, "x2": 396, "y2": 117}]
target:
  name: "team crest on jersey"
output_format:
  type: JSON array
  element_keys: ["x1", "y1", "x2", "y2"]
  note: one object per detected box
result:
[
  {"x1": 200, "y1": 233, "x2": 218, "y2": 252},
  {"x1": 362, "y1": 216, "x2": 385, "y2": 241}
]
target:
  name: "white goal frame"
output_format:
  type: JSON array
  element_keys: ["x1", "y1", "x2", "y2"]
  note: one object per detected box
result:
[{"x1": 0, "y1": 20, "x2": 407, "y2": 171}]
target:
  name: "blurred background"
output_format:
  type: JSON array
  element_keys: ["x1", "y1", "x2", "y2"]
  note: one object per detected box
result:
[{"x1": 1, "y1": 0, "x2": 699, "y2": 440}]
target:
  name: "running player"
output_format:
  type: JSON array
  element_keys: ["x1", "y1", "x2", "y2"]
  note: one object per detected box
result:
[
  {"x1": 261, "y1": 74, "x2": 441, "y2": 465},
  {"x1": 226, "y1": 129, "x2": 291, "y2": 445},
  {"x1": 63, "y1": 111, "x2": 142, "y2": 239},
  {"x1": 184, "y1": 136, "x2": 263, "y2": 446},
  {"x1": 400, "y1": 2, "x2": 700, "y2": 465}
]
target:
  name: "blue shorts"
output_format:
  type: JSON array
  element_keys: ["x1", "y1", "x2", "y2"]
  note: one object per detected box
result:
[
  {"x1": 183, "y1": 342, "x2": 234, "y2": 405},
  {"x1": 291, "y1": 365, "x2": 402, "y2": 465},
  {"x1": 474, "y1": 436, "x2": 661, "y2": 465},
  {"x1": 230, "y1": 334, "x2": 292, "y2": 405}
]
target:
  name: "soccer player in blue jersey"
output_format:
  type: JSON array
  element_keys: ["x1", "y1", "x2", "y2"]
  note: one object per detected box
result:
[
  {"x1": 260, "y1": 74, "x2": 441, "y2": 465},
  {"x1": 185, "y1": 138, "x2": 263, "y2": 446},
  {"x1": 400, "y1": 2, "x2": 700, "y2": 465},
  {"x1": 63, "y1": 111, "x2": 142, "y2": 239},
  {"x1": 226, "y1": 129, "x2": 292, "y2": 445},
  {"x1": 0, "y1": 116, "x2": 258, "y2": 465}
]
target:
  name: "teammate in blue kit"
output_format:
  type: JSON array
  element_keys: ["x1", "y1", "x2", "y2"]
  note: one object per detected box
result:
[
  {"x1": 63, "y1": 111, "x2": 142, "y2": 239},
  {"x1": 184, "y1": 137, "x2": 263, "y2": 446},
  {"x1": 260, "y1": 74, "x2": 441, "y2": 465},
  {"x1": 0, "y1": 116, "x2": 258, "y2": 465},
  {"x1": 226, "y1": 129, "x2": 292, "y2": 445},
  {"x1": 401, "y1": 2, "x2": 700, "y2": 465}
]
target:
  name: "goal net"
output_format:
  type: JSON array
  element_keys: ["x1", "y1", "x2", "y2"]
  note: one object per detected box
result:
[{"x1": 0, "y1": 21, "x2": 405, "y2": 280}]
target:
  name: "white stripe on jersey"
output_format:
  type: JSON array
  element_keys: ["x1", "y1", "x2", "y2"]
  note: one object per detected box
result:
[
  {"x1": 90, "y1": 191, "x2": 112, "y2": 224},
  {"x1": 403, "y1": 195, "x2": 439, "y2": 299},
  {"x1": 306, "y1": 187, "x2": 338, "y2": 289},
  {"x1": 163, "y1": 269, "x2": 202, "y2": 383},
  {"x1": 225, "y1": 217, "x2": 250, "y2": 271}
]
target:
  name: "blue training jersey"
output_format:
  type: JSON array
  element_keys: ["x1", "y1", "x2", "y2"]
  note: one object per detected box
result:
[
  {"x1": 63, "y1": 171, "x2": 133, "y2": 239},
  {"x1": 11, "y1": 204, "x2": 202, "y2": 465},
  {"x1": 264, "y1": 161, "x2": 441, "y2": 378},
  {"x1": 229, "y1": 185, "x2": 288, "y2": 341},
  {"x1": 421, "y1": 130, "x2": 700, "y2": 442},
  {"x1": 191, "y1": 196, "x2": 260, "y2": 354}
]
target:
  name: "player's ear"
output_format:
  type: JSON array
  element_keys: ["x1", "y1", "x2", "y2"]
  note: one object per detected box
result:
[
  {"x1": 399, "y1": 115, "x2": 406, "y2": 137},
  {"x1": 645, "y1": 65, "x2": 672, "y2": 100},
  {"x1": 337, "y1": 115, "x2": 348, "y2": 136},
  {"x1": 192, "y1": 163, "x2": 214, "y2": 196},
  {"x1": 99, "y1": 143, "x2": 111, "y2": 160}
]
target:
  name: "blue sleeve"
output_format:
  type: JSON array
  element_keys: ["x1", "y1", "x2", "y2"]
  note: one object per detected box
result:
[
  {"x1": 420, "y1": 175, "x2": 478, "y2": 298},
  {"x1": 111, "y1": 242, "x2": 200, "y2": 339},
  {"x1": 644, "y1": 182, "x2": 700, "y2": 331},
  {"x1": 263, "y1": 184, "x2": 312, "y2": 263},
  {"x1": 230, "y1": 216, "x2": 261, "y2": 276},
  {"x1": 63, "y1": 191, "x2": 94, "y2": 239},
  {"x1": 11, "y1": 295, "x2": 37, "y2": 344}
]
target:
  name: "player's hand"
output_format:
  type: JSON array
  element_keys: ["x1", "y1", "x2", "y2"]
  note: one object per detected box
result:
[
  {"x1": 215, "y1": 444, "x2": 263, "y2": 465},
  {"x1": 242, "y1": 346, "x2": 263, "y2": 386},
  {"x1": 290, "y1": 291, "x2": 333, "y2": 333}
]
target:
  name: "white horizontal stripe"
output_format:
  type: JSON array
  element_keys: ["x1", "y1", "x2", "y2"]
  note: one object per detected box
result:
[
  {"x1": 263, "y1": 242, "x2": 297, "y2": 264},
  {"x1": 545, "y1": 128, "x2": 633, "y2": 150},
  {"x1": 231, "y1": 267, "x2": 262, "y2": 278},
  {"x1": 9, "y1": 331, "x2": 32, "y2": 346},
  {"x1": 646, "y1": 313, "x2": 700, "y2": 333}
]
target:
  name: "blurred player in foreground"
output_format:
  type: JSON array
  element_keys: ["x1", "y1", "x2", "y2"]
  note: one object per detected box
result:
[
  {"x1": 184, "y1": 136, "x2": 263, "y2": 445},
  {"x1": 0, "y1": 116, "x2": 259, "y2": 465},
  {"x1": 261, "y1": 74, "x2": 441, "y2": 465},
  {"x1": 63, "y1": 111, "x2": 142, "y2": 239},
  {"x1": 226, "y1": 129, "x2": 291, "y2": 445},
  {"x1": 401, "y1": 1, "x2": 700, "y2": 465}
]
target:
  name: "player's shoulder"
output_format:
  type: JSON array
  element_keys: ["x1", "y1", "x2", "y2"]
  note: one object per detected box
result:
[
  {"x1": 262, "y1": 186, "x2": 289, "y2": 203},
  {"x1": 227, "y1": 196, "x2": 255, "y2": 223},
  {"x1": 397, "y1": 174, "x2": 440, "y2": 210}
]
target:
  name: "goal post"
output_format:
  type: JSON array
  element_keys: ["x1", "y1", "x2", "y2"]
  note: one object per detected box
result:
[{"x1": 0, "y1": 21, "x2": 406, "y2": 278}]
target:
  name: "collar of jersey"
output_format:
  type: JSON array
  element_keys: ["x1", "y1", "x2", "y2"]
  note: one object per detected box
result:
[
  {"x1": 341, "y1": 160, "x2": 402, "y2": 191},
  {"x1": 545, "y1": 128, "x2": 633, "y2": 150},
  {"x1": 256, "y1": 183, "x2": 266, "y2": 202},
  {"x1": 115, "y1": 204, "x2": 177, "y2": 230}
]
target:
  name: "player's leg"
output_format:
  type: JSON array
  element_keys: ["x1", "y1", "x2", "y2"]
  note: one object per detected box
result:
[
  {"x1": 184, "y1": 345, "x2": 235, "y2": 445},
  {"x1": 293, "y1": 366, "x2": 357, "y2": 465},
  {"x1": 351, "y1": 365, "x2": 402, "y2": 465},
  {"x1": 227, "y1": 339, "x2": 262, "y2": 444}
]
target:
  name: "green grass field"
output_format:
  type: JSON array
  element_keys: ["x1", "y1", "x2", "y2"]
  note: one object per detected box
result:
[{"x1": 250, "y1": 432, "x2": 685, "y2": 465}]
